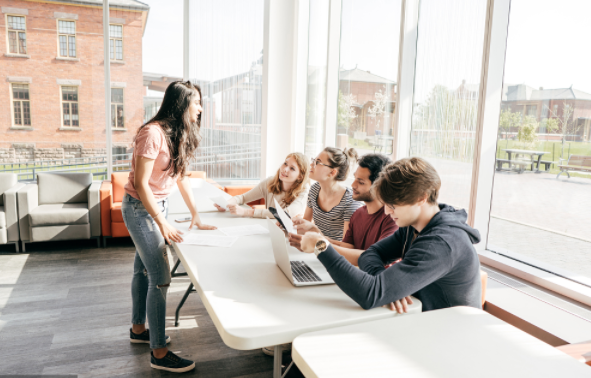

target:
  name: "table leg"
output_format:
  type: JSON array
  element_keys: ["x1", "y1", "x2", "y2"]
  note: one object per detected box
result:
[
  {"x1": 175, "y1": 283, "x2": 195, "y2": 327},
  {"x1": 273, "y1": 345, "x2": 283, "y2": 378},
  {"x1": 535, "y1": 154, "x2": 542, "y2": 173}
]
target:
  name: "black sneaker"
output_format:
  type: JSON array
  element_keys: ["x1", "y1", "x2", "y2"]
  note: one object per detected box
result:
[
  {"x1": 130, "y1": 328, "x2": 171, "y2": 344},
  {"x1": 151, "y1": 351, "x2": 196, "y2": 373}
]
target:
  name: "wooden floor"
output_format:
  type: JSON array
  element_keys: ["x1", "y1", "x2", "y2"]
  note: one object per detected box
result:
[{"x1": 0, "y1": 239, "x2": 304, "y2": 378}]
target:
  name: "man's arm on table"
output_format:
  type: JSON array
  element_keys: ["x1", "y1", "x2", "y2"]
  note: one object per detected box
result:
[{"x1": 317, "y1": 232, "x2": 452, "y2": 310}]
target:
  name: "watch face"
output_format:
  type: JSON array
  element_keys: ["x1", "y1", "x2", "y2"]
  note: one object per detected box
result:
[{"x1": 316, "y1": 239, "x2": 327, "y2": 251}]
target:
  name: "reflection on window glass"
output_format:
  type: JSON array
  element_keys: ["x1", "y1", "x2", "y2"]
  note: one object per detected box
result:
[
  {"x1": 410, "y1": 0, "x2": 487, "y2": 211},
  {"x1": 337, "y1": 0, "x2": 401, "y2": 157},
  {"x1": 304, "y1": 0, "x2": 330, "y2": 158},
  {"x1": 488, "y1": 0, "x2": 591, "y2": 285},
  {"x1": 189, "y1": 0, "x2": 263, "y2": 180}
]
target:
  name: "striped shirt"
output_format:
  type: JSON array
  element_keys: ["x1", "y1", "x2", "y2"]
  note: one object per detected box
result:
[{"x1": 307, "y1": 182, "x2": 363, "y2": 241}]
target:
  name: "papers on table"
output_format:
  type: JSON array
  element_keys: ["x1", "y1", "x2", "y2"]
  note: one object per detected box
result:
[
  {"x1": 274, "y1": 199, "x2": 295, "y2": 234},
  {"x1": 218, "y1": 224, "x2": 269, "y2": 237},
  {"x1": 210, "y1": 196, "x2": 229, "y2": 210},
  {"x1": 180, "y1": 233, "x2": 239, "y2": 248}
]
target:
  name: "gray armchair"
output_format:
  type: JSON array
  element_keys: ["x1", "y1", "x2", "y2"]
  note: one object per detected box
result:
[
  {"x1": 0, "y1": 173, "x2": 25, "y2": 252},
  {"x1": 17, "y1": 172, "x2": 101, "y2": 251}
]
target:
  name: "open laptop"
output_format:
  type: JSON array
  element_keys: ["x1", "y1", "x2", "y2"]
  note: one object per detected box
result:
[{"x1": 267, "y1": 219, "x2": 334, "y2": 287}]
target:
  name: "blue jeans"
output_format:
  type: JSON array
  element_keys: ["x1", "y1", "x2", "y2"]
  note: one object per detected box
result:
[{"x1": 121, "y1": 193, "x2": 171, "y2": 349}]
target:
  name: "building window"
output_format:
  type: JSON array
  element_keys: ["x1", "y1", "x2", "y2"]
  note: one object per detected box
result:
[
  {"x1": 61, "y1": 86, "x2": 79, "y2": 127},
  {"x1": 12, "y1": 83, "x2": 31, "y2": 126},
  {"x1": 109, "y1": 24, "x2": 123, "y2": 60},
  {"x1": 58, "y1": 20, "x2": 76, "y2": 58},
  {"x1": 7, "y1": 15, "x2": 27, "y2": 55},
  {"x1": 111, "y1": 88, "x2": 124, "y2": 128}
]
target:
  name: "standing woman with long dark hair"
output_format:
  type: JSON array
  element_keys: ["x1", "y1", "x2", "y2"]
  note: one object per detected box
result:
[{"x1": 122, "y1": 81, "x2": 214, "y2": 373}]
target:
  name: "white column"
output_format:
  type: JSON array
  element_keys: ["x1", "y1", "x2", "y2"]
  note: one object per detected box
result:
[
  {"x1": 261, "y1": 0, "x2": 306, "y2": 178},
  {"x1": 323, "y1": 0, "x2": 342, "y2": 148},
  {"x1": 103, "y1": 0, "x2": 112, "y2": 179},
  {"x1": 392, "y1": 0, "x2": 419, "y2": 161},
  {"x1": 469, "y1": 0, "x2": 511, "y2": 249},
  {"x1": 183, "y1": 0, "x2": 190, "y2": 81}
]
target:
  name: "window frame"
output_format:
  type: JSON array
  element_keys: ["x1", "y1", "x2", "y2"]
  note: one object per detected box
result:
[
  {"x1": 109, "y1": 23, "x2": 124, "y2": 61},
  {"x1": 5, "y1": 14, "x2": 27, "y2": 55},
  {"x1": 56, "y1": 19, "x2": 77, "y2": 58},
  {"x1": 60, "y1": 85, "x2": 80, "y2": 128},
  {"x1": 110, "y1": 87, "x2": 125, "y2": 128},
  {"x1": 9, "y1": 82, "x2": 32, "y2": 127}
]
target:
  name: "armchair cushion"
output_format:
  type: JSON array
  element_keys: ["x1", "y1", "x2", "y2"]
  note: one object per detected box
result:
[
  {"x1": 100, "y1": 181, "x2": 113, "y2": 237},
  {"x1": 38, "y1": 172, "x2": 92, "y2": 205},
  {"x1": 0, "y1": 173, "x2": 18, "y2": 206},
  {"x1": 0, "y1": 207, "x2": 5, "y2": 228},
  {"x1": 29, "y1": 203, "x2": 89, "y2": 227},
  {"x1": 4, "y1": 182, "x2": 25, "y2": 243},
  {"x1": 111, "y1": 172, "x2": 129, "y2": 203},
  {"x1": 111, "y1": 202, "x2": 124, "y2": 223}
]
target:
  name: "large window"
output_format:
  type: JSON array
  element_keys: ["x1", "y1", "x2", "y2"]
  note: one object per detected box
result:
[
  {"x1": 336, "y1": 0, "x2": 401, "y2": 156},
  {"x1": 58, "y1": 20, "x2": 76, "y2": 58},
  {"x1": 11, "y1": 83, "x2": 31, "y2": 126},
  {"x1": 409, "y1": 0, "x2": 487, "y2": 211},
  {"x1": 488, "y1": 0, "x2": 591, "y2": 285},
  {"x1": 109, "y1": 24, "x2": 123, "y2": 61},
  {"x1": 304, "y1": 0, "x2": 330, "y2": 158},
  {"x1": 189, "y1": 0, "x2": 263, "y2": 180},
  {"x1": 61, "y1": 86, "x2": 79, "y2": 127},
  {"x1": 111, "y1": 88, "x2": 124, "y2": 128},
  {"x1": 7, "y1": 15, "x2": 27, "y2": 55}
]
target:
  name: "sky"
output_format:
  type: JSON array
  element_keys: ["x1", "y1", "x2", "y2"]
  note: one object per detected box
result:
[{"x1": 141, "y1": 0, "x2": 591, "y2": 96}]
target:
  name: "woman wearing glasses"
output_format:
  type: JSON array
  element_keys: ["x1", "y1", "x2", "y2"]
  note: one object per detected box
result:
[
  {"x1": 215, "y1": 152, "x2": 310, "y2": 218},
  {"x1": 296, "y1": 147, "x2": 362, "y2": 242}
]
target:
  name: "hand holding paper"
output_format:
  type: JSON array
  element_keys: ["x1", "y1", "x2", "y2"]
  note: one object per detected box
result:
[{"x1": 210, "y1": 196, "x2": 229, "y2": 210}]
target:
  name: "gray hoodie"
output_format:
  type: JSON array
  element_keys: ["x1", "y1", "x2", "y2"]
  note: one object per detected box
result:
[{"x1": 317, "y1": 204, "x2": 482, "y2": 311}]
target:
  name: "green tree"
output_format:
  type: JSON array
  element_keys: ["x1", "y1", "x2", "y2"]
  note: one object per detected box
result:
[
  {"x1": 498, "y1": 109, "x2": 521, "y2": 147},
  {"x1": 516, "y1": 115, "x2": 539, "y2": 148},
  {"x1": 337, "y1": 90, "x2": 357, "y2": 131},
  {"x1": 546, "y1": 101, "x2": 580, "y2": 158}
]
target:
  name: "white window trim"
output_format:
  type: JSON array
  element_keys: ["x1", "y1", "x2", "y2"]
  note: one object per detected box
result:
[
  {"x1": 109, "y1": 23, "x2": 124, "y2": 61},
  {"x1": 9, "y1": 82, "x2": 31, "y2": 128},
  {"x1": 111, "y1": 87, "x2": 124, "y2": 128},
  {"x1": 5, "y1": 14, "x2": 27, "y2": 55},
  {"x1": 59, "y1": 85, "x2": 80, "y2": 128},
  {"x1": 56, "y1": 19, "x2": 77, "y2": 58}
]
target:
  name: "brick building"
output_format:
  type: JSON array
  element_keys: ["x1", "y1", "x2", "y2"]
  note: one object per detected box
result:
[
  {"x1": 501, "y1": 84, "x2": 591, "y2": 142},
  {"x1": 0, "y1": 0, "x2": 149, "y2": 163},
  {"x1": 338, "y1": 67, "x2": 396, "y2": 137}
]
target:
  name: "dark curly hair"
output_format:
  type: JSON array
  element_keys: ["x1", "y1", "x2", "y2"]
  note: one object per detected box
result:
[{"x1": 358, "y1": 153, "x2": 392, "y2": 183}]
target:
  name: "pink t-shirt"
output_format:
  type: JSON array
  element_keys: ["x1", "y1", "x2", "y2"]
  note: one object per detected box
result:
[{"x1": 124, "y1": 124, "x2": 178, "y2": 201}]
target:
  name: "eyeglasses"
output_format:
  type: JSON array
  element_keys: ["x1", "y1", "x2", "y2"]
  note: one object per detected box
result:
[{"x1": 310, "y1": 157, "x2": 334, "y2": 169}]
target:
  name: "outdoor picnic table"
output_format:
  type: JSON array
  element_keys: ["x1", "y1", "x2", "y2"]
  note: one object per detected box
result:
[{"x1": 502, "y1": 149, "x2": 548, "y2": 173}]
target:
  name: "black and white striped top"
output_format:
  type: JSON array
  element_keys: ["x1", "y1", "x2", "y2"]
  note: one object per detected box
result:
[{"x1": 307, "y1": 182, "x2": 363, "y2": 241}]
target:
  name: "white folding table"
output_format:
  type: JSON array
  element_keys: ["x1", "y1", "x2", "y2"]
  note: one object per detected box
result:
[
  {"x1": 291, "y1": 306, "x2": 591, "y2": 378},
  {"x1": 168, "y1": 211, "x2": 422, "y2": 378}
]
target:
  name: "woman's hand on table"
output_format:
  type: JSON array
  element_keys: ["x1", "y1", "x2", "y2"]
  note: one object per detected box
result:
[
  {"x1": 155, "y1": 215, "x2": 184, "y2": 243},
  {"x1": 189, "y1": 213, "x2": 217, "y2": 231}
]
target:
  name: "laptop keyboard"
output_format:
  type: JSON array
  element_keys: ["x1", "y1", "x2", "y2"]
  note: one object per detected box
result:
[{"x1": 291, "y1": 261, "x2": 322, "y2": 283}]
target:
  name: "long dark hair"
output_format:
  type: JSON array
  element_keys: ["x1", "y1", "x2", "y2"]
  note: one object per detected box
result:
[{"x1": 136, "y1": 81, "x2": 202, "y2": 177}]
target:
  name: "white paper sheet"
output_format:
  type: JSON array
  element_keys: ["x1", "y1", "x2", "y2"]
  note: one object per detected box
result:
[
  {"x1": 274, "y1": 198, "x2": 295, "y2": 234},
  {"x1": 218, "y1": 224, "x2": 270, "y2": 237},
  {"x1": 179, "y1": 233, "x2": 238, "y2": 248},
  {"x1": 210, "y1": 196, "x2": 229, "y2": 210}
]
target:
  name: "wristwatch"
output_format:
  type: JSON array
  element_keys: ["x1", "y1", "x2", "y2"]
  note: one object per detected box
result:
[{"x1": 314, "y1": 238, "x2": 328, "y2": 257}]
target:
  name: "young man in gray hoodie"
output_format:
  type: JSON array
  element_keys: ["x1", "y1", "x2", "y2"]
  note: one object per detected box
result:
[{"x1": 296, "y1": 157, "x2": 482, "y2": 313}]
